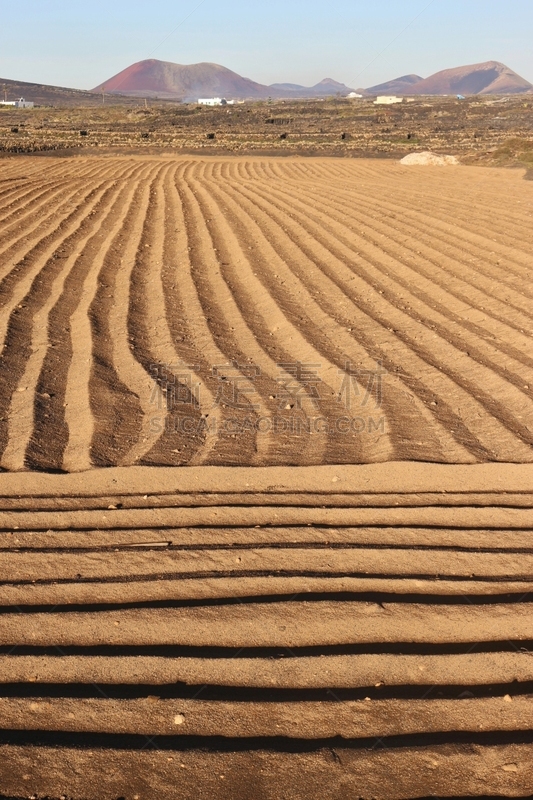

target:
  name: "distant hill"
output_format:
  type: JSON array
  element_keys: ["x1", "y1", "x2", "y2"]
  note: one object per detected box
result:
[
  {"x1": 92, "y1": 60, "x2": 355, "y2": 100},
  {"x1": 270, "y1": 78, "x2": 355, "y2": 97},
  {"x1": 3, "y1": 59, "x2": 532, "y2": 109},
  {"x1": 92, "y1": 60, "x2": 272, "y2": 100},
  {"x1": 365, "y1": 74, "x2": 423, "y2": 95},
  {"x1": 407, "y1": 61, "x2": 533, "y2": 95},
  {"x1": 94, "y1": 59, "x2": 533, "y2": 101},
  {"x1": 270, "y1": 83, "x2": 305, "y2": 92},
  {"x1": 0, "y1": 76, "x2": 141, "y2": 107},
  {"x1": 366, "y1": 62, "x2": 533, "y2": 96}
]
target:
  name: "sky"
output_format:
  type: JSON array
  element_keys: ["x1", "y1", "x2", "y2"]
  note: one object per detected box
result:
[{"x1": 2, "y1": 0, "x2": 533, "y2": 90}]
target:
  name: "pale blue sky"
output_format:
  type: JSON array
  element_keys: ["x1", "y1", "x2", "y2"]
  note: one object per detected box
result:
[{"x1": 2, "y1": 0, "x2": 532, "y2": 90}]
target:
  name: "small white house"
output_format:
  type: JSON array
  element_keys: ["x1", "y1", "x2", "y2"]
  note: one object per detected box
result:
[
  {"x1": 0, "y1": 97, "x2": 34, "y2": 108},
  {"x1": 198, "y1": 97, "x2": 230, "y2": 106},
  {"x1": 347, "y1": 92, "x2": 363, "y2": 99},
  {"x1": 374, "y1": 96, "x2": 403, "y2": 105}
]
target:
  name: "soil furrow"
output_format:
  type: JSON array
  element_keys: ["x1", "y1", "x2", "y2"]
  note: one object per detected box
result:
[
  {"x1": 254, "y1": 171, "x2": 533, "y2": 338},
  {"x1": 172, "y1": 163, "x2": 268, "y2": 465},
  {"x1": 3, "y1": 525, "x2": 533, "y2": 550},
  {"x1": 188, "y1": 161, "x2": 332, "y2": 466},
  {"x1": 222, "y1": 174, "x2": 532, "y2": 460},
  {"x1": 244, "y1": 177, "x2": 533, "y2": 414},
  {"x1": 0, "y1": 490, "x2": 532, "y2": 511},
  {"x1": 0, "y1": 601, "x2": 531, "y2": 647},
  {"x1": 0, "y1": 505, "x2": 532, "y2": 530},
  {"x1": 215, "y1": 170, "x2": 481, "y2": 462},
  {"x1": 0, "y1": 162, "x2": 115, "y2": 264},
  {"x1": 268, "y1": 172, "x2": 533, "y2": 330},
  {"x1": 1, "y1": 695, "x2": 532, "y2": 739},
  {"x1": 0, "y1": 171, "x2": 113, "y2": 283},
  {"x1": 0, "y1": 576, "x2": 530, "y2": 606},
  {"x1": 0, "y1": 461, "x2": 529, "y2": 493},
  {"x1": 0, "y1": 177, "x2": 122, "y2": 468},
  {"x1": 292, "y1": 160, "x2": 533, "y2": 251},
  {"x1": 60, "y1": 162, "x2": 151, "y2": 472},
  {"x1": 3, "y1": 164, "x2": 137, "y2": 471},
  {"x1": 297, "y1": 168, "x2": 533, "y2": 262},
  {"x1": 0, "y1": 650, "x2": 531, "y2": 688},
  {"x1": 127, "y1": 164, "x2": 212, "y2": 467},
  {"x1": 88, "y1": 162, "x2": 165, "y2": 467},
  {"x1": 0, "y1": 156, "x2": 530, "y2": 473},
  {"x1": 156, "y1": 166, "x2": 232, "y2": 465},
  {"x1": 194, "y1": 162, "x2": 396, "y2": 464},
  {"x1": 2, "y1": 546, "x2": 532, "y2": 581},
  {"x1": 1, "y1": 742, "x2": 532, "y2": 800}
]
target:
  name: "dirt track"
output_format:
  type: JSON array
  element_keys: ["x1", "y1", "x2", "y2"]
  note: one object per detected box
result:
[{"x1": 0, "y1": 156, "x2": 532, "y2": 798}]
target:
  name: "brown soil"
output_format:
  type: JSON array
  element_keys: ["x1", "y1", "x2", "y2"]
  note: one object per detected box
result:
[
  {"x1": 0, "y1": 464, "x2": 533, "y2": 798},
  {"x1": 0, "y1": 155, "x2": 532, "y2": 798},
  {"x1": 0, "y1": 155, "x2": 531, "y2": 472}
]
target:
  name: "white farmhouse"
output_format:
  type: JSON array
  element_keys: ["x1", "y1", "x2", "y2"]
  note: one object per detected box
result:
[
  {"x1": 198, "y1": 98, "x2": 229, "y2": 106},
  {"x1": 0, "y1": 97, "x2": 34, "y2": 108}
]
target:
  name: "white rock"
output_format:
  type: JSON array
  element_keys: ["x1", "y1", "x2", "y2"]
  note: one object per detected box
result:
[{"x1": 400, "y1": 152, "x2": 459, "y2": 166}]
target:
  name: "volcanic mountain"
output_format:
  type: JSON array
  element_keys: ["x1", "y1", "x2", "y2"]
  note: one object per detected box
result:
[
  {"x1": 94, "y1": 58, "x2": 532, "y2": 101},
  {"x1": 365, "y1": 74, "x2": 423, "y2": 95},
  {"x1": 93, "y1": 60, "x2": 268, "y2": 100},
  {"x1": 92, "y1": 60, "x2": 354, "y2": 100},
  {"x1": 399, "y1": 61, "x2": 532, "y2": 96}
]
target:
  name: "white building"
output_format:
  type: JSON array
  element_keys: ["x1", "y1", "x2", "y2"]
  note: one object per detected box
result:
[
  {"x1": 0, "y1": 97, "x2": 34, "y2": 108},
  {"x1": 347, "y1": 92, "x2": 363, "y2": 99},
  {"x1": 197, "y1": 97, "x2": 234, "y2": 106},
  {"x1": 374, "y1": 96, "x2": 403, "y2": 105}
]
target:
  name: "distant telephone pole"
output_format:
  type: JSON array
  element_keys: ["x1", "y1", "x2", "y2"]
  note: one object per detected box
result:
[
  {"x1": 2, "y1": 84, "x2": 7, "y2": 103},
  {"x1": 102, "y1": 85, "x2": 106, "y2": 105}
]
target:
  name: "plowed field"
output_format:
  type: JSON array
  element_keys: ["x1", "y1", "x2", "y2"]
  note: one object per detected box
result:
[
  {"x1": 1, "y1": 464, "x2": 533, "y2": 799},
  {"x1": 0, "y1": 156, "x2": 532, "y2": 799},
  {"x1": 0, "y1": 156, "x2": 531, "y2": 471}
]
